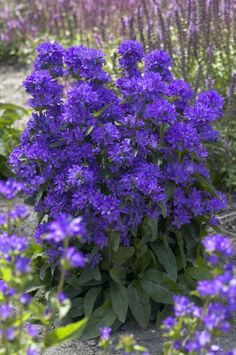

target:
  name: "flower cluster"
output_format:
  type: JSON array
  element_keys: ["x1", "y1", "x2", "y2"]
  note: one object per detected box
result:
[
  {"x1": 163, "y1": 234, "x2": 236, "y2": 355},
  {"x1": 0, "y1": 179, "x2": 41, "y2": 354},
  {"x1": 0, "y1": 178, "x2": 87, "y2": 354},
  {"x1": 11, "y1": 40, "x2": 225, "y2": 263},
  {"x1": 40, "y1": 213, "x2": 87, "y2": 270}
]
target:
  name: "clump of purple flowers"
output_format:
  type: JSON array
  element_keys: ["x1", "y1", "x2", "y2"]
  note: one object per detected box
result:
[
  {"x1": 163, "y1": 234, "x2": 236, "y2": 355},
  {"x1": 10, "y1": 40, "x2": 227, "y2": 328},
  {"x1": 11, "y1": 40, "x2": 225, "y2": 251},
  {"x1": 0, "y1": 178, "x2": 40, "y2": 354},
  {"x1": 0, "y1": 178, "x2": 87, "y2": 353}
]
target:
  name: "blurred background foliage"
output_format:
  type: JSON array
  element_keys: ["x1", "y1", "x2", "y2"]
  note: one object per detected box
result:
[
  {"x1": 0, "y1": 103, "x2": 28, "y2": 179},
  {"x1": 0, "y1": 0, "x2": 236, "y2": 192}
]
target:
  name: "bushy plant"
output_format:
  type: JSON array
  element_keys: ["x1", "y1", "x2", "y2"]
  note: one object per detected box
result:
[
  {"x1": 0, "y1": 103, "x2": 27, "y2": 179},
  {"x1": 11, "y1": 40, "x2": 226, "y2": 337},
  {"x1": 0, "y1": 178, "x2": 87, "y2": 354}
]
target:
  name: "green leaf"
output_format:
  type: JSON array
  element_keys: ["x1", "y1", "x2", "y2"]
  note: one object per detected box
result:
[
  {"x1": 83, "y1": 288, "x2": 100, "y2": 317},
  {"x1": 109, "y1": 267, "x2": 125, "y2": 285},
  {"x1": 112, "y1": 247, "x2": 134, "y2": 265},
  {"x1": 58, "y1": 299, "x2": 71, "y2": 320},
  {"x1": 69, "y1": 297, "x2": 84, "y2": 318},
  {"x1": 159, "y1": 202, "x2": 167, "y2": 218},
  {"x1": 93, "y1": 103, "x2": 111, "y2": 118},
  {"x1": 44, "y1": 318, "x2": 88, "y2": 347},
  {"x1": 0, "y1": 139, "x2": 6, "y2": 156},
  {"x1": 82, "y1": 300, "x2": 117, "y2": 340},
  {"x1": 0, "y1": 103, "x2": 28, "y2": 113},
  {"x1": 35, "y1": 185, "x2": 45, "y2": 206},
  {"x1": 195, "y1": 173, "x2": 218, "y2": 196},
  {"x1": 189, "y1": 219, "x2": 202, "y2": 241},
  {"x1": 165, "y1": 181, "x2": 175, "y2": 200},
  {"x1": 151, "y1": 241, "x2": 177, "y2": 281},
  {"x1": 146, "y1": 217, "x2": 158, "y2": 241},
  {"x1": 110, "y1": 231, "x2": 120, "y2": 252},
  {"x1": 39, "y1": 263, "x2": 49, "y2": 280},
  {"x1": 0, "y1": 266, "x2": 12, "y2": 282},
  {"x1": 159, "y1": 123, "x2": 166, "y2": 144},
  {"x1": 176, "y1": 232, "x2": 186, "y2": 269},
  {"x1": 140, "y1": 268, "x2": 168, "y2": 284},
  {"x1": 86, "y1": 126, "x2": 94, "y2": 135},
  {"x1": 141, "y1": 280, "x2": 173, "y2": 304},
  {"x1": 78, "y1": 266, "x2": 101, "y2": 284},
  {"x1": 187, "y1": 267, "x2": 211, "y2": 281},
  {"x1": 132, "y1": 249, "x2": 152, "y2": 274},
  {"x1": 29, "y1": 299, "x2": 49, "y2": 324},
  {"x1": 110, "y1": 282, "x2": 128, "y2": 323},
  {"x1": 127, "y1": 280, "x2": 151, "y2": 328}
]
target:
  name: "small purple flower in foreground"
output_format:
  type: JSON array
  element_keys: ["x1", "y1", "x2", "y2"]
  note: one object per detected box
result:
[
  {"x1": 19, "y1": 293, "x2": 32, "y2": 306},
  {"x1": 27, "y1": 324, "x2": 39, "y2": 338},
  {"x1": 15, "y1": 255, "x2": 31, "y2": 273},
  {"x1": 45, "y1": 214, "x2": 85, "y2": 243},
  {"x1": 203, "y1": 234, "x2": 235, "y2": 258},
  {"x1": 0, "y1": 303, "x2": 13, "y2": 320},
  {"x1": 58, "y1": 292, "x2": 69, "y2": 304},
  {"x1": 27, "y1": 346, "x2": 40, "y2": 355},
  {"x1": 0, "y1": 178, "x2": 22, "y2": 199},
  {"x1": 64, "y1": 247, "x2": 86, "y2": 268},
  {"x1": 100, "y1": 327, "x2": 112, "y2": 341},
  {"x1": 163, "y1": 234, "x2": 236, "y2": 354}
]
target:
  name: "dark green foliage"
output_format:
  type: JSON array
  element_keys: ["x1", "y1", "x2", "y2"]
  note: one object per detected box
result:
[
  {"x1": 0, "y1": 103, "x2": 27, "y2": 178},
  {"x1": 34, "y1": 212, "x2": 211, "y2": 339}
]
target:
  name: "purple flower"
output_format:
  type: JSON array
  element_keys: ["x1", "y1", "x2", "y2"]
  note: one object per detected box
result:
[
  {"x1": 118, "y1": 40, "x2": 143, "y2": 75},
  {"x1": 0, "y1": 303, "x2": 13, "y2": 320},
  {"x1": 0, "y1": 234, "x2": 28, "y2": 256},
  {"x1": 19, "y1": 292, "x2": 32, "y2": 305},
  {"x1": 34, "y1": 41, "x2": 65, "y2": 77},
  {"x1": 144, "y1": 50, "x2": 172, "y2": 81},
  {"x1": 27, "y1": 324, "x2": 39, "y2": 338},
  {"x1": 0, "y1": 178, "x2": 22, "y2": 199},
  {"x1": 45, "y1": 214, "x2": 85, "y2": 244},
  {"x1": 27, "y1": 346, "x2": 40, "y2": 355},
  {"x1": 173, "y1": 296, "x2": 191, "y2": 316},
  {"x1": 58, "y1": 292, "x2": 69, "y2": 304},
  {"x1": 203, "y1": 235, "x2": 235, "y2": 258},
  {"x1": 23, "y1": 70, "x2": 63, "y2": 109},
  {"x1": 163, "y1": 316, "x2": 176, "y2": 328},
  {"x1": 100, "y1": 327, "x2": 112, "y2": 341},
  {"x1": 15, "y1": 256, "x2": 31, "y2": 273},
  {"x1": 64, "y1": 247, "x2": 86, "y2": 268},
  {"x1": 10, "y1": 204, "x2": 29, "y2": 221}
]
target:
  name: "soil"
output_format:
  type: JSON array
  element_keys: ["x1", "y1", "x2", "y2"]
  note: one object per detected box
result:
[
  {"x1": 0, "y1": 64, "x2": 29, "y2": 107},
  {"x1": 0, "y1": 64, "x2": 236, "y2": 354}
]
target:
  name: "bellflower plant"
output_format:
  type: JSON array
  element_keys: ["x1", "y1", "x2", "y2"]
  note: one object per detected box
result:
[
  {"x1": 163, "y1": 234, "x2": 236, "y2": 355},
  {"x1": 11, "y1": 40, "x2": 226, "y2": 337},
  {"x1": 0, "y1": 178, "x2": 87, "y2": 354}
]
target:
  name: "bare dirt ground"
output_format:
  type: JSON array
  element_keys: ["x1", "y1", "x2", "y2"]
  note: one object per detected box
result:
[
  {"x1": 0, "y1": 64, "x2": 29, "y2": 107},
  {"x1": 0, "y1": 64, "x2": 235, "y2": 354}
]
